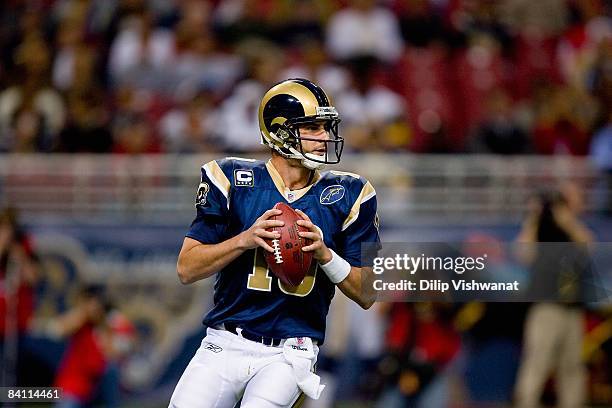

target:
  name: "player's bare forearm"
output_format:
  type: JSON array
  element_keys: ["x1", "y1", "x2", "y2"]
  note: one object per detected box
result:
[
  {"x1": 177, "y1": 209, "x2": 284, "y2": 284},
  {"x1": 337, "y1": 266, "x2": 376, "y2": 310},
  {"x1": 177, "y1": 235, "x2": 247, "y2": 284}
]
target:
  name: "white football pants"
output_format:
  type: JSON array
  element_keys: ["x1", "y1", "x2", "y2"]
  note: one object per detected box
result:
[{"x1": 169, "y1": 328, "x2": 318, "y2": 408}]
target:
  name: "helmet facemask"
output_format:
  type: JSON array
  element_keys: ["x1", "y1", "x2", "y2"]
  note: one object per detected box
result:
[
  {"x1": 267, "y1": 111, "x2": 344, "y2": 170},
  {"x1": 286, "y1": 117, "x2": 344, "y2": 169}
]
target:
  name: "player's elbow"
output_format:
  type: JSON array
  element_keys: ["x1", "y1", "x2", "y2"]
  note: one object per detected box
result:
[
  {"x1": 176, "y1": 259, "x2": 196, "y2": 285},
  {"x1": 177, "y1": 256, "x2": 215, "y2": 284},
  {"x1": 176, "y1": 266, "x2": 191, "y2": 285},
  {"x1": 358, "y1": 297, "x2": 375, "y2": 310}
]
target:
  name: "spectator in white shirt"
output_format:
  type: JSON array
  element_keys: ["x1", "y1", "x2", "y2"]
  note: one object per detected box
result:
[{"x1": 326, "y1": 0, "x2": 404, "y2": 63}]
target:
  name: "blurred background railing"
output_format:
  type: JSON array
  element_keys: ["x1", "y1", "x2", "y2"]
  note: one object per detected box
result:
[{"x1": 0, "y1": 154, "x2": 603, "y2": 225}]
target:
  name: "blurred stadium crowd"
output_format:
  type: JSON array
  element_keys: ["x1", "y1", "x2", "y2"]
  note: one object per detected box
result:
[{"x1": 0, "y1": 0, "x2": 610, "y2": 156}]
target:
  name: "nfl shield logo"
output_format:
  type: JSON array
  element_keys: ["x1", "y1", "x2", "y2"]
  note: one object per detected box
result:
[{"x1": 297, "y1": 337, "x2": 304, "y2": 345}]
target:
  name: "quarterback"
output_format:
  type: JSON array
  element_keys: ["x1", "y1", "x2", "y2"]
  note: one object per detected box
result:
[{"x1": 169, "y1": 78, "x2": 381, "y2": 407}]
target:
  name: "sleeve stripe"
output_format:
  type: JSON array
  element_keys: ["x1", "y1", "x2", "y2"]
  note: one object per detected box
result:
[
  {"x1": 225, "y1": 156, "x2": 257, "y2": 162},
  {"x1": 203, "y1": 161, "x2": 231, "y2": 208},
  {"x1": 342, "y1": 181, "x2": 376, "y2": 231}
]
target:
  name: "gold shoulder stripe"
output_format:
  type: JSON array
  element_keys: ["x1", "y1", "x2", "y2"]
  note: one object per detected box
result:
[
  {"x1": 265, "y1": 160, "x2": 285, "y2": 194},
  {"x1": 330, "y1": 170, "x2": 361, "y2": 179},
  {"x1": 203, "y1": 160, "x2": 231, "y2": 206},
  {"x1": 225, "y1": 156, "x2": 257, "y2": 162},
  {"x1": 342, "y1": 181, "x2": 376, "y2": 231}
]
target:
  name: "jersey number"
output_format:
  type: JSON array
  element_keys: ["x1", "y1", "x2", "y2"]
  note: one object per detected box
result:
[{"x1": 247, "y1": 248, "x2": 317, "y2": 297}]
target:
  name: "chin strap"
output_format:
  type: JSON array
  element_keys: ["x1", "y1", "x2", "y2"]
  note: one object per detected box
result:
[
  {"x1": 266, "y1": 131, "x2": 327, "y2": 170},
  {"x1": 295, "y1": 148, "x2": 325, "y2": 170},
  {"x1": 300, "y1": 157, "x2": 325, "y2": 170}
]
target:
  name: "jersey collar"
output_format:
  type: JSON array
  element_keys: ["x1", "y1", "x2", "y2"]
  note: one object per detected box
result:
[{"x1": 265, "y1": 160, "x2": 321, "y2": 203}]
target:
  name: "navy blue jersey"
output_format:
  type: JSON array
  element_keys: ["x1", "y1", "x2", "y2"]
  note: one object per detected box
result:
[{"x1": 186, "y1": 157, "x2": 381, "y2": 344}]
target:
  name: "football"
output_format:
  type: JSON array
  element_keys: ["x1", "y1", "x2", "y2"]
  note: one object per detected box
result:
[{"x1": 264, "y1": 202, "x2": 313, "y2": 287}]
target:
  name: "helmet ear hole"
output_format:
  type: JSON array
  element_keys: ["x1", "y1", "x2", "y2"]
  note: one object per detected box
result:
[
  {"x1": 277, "y1": 128, "x2": 289, "y2": 140},
  {"x1": 278, "y1": 126, "x2": 298, "y2": 147}
]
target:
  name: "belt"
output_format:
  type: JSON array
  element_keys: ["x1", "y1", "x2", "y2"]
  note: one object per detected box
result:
[{"x1": 224, "y1": 322, "x2": 283, "y2": 347}]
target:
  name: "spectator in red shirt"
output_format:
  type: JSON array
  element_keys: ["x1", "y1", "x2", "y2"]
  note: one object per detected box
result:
[
  {"x1": 50, "y1": 285, "x2": 115, "y2": 408},
  {"x1": 376, "y1": 302, "x2": 460, "y2": 408},
  {"x1": 0, "y1": 207, "x2": 39, "y2": 386}
]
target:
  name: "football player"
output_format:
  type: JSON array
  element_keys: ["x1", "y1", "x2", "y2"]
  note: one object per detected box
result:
[{"x1": 169, "y1": 78, "x2": 381, "y2": 408}]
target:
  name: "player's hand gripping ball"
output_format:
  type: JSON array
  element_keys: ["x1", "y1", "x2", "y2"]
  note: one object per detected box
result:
[{"x1": 264, "y1": 202, "x2": 313, "y2": 286}]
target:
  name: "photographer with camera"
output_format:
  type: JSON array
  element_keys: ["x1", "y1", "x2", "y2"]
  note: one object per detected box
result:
[{"x1": 514, "y1": 182, "x2": 594, "y2": 408}]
